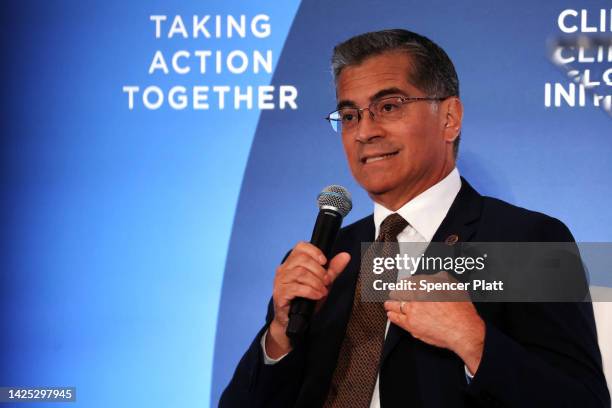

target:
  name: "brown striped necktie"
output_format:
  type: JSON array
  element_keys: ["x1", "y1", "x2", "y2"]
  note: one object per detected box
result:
[{"x1": 324, "y1": 213, "x2": 408, "y2": 407}]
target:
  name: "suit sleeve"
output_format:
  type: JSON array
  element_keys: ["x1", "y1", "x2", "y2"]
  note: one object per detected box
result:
[
  {"x1": 466, "y1": 216, "x2": 610, "y2": 407},
  {"x1": 220, "y1": 248, "x2": 309, "y2": 408}
]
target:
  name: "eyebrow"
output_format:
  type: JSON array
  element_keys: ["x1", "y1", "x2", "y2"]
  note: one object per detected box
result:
[
  {"x1": 336, "y1": 87, "x2": 409, "y2": 110},
  {"x1": 371, "y1": 87, "x2": 409, "y2": 101}
]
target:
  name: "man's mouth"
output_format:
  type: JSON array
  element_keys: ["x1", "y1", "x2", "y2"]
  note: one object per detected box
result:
[{"x1": 361, "y1": 151, "x2": 399, "y2": 164}]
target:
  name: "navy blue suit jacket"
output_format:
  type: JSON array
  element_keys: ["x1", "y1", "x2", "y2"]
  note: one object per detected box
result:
[{"x1": 220, "y1": 179, "x2": 610, "y2": 407}]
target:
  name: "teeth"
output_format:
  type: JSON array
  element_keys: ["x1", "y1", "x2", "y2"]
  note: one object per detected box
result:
[
  {"x1": 365, "y1": 152, "x2": 396, "y2": 164},
  {"x1": 366, "y1": 156, "x2": 385, "y2": 163}
]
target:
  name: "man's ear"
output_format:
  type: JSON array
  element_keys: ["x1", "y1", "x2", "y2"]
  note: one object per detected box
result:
[{"x1": 442, "y1": 97, "x2": 463, "y2": 143}]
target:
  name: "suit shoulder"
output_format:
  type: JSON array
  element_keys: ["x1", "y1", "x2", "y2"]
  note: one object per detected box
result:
[
  {"x1": 479, "y1": 196, "x2": 574, "y2": 242},
  {"x1": 340, "y1": 214, "x2": 373, "y2": 232},
  {"x1": 335, "y1": 214, "x2": 374, "y2": 246}
]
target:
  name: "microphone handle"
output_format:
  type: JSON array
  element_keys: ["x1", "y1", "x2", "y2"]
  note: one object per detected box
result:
[{"x1": 286, "y1": 208, "x2": 343, "y2": 341}]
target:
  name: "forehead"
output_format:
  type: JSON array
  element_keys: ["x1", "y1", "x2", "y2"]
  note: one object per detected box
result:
[{"x1": 336, "y1": 51, "x2": 419, "y2": 102}]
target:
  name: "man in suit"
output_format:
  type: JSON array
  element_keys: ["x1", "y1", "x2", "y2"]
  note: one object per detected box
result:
[{"x1": 220, "y1": 29, "x2": 610, "y2": 407}]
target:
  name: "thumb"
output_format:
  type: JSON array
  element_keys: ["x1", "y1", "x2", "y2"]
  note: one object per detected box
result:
[{"x1": 327, "y1": 252, "x2": 351, "y2": 284}]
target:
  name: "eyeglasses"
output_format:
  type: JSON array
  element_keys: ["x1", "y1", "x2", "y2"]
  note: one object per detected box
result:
[{"x1": 325, "y1": 95, "x2": 446, "y2": 133}]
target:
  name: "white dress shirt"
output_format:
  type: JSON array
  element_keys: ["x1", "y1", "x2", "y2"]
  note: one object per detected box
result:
[
  {"x1": 369, "y1": 167, "x2": 461, "y2": 408},
  {"x1": 261, "y1": 168, "x2": 467, "y2": 407}
]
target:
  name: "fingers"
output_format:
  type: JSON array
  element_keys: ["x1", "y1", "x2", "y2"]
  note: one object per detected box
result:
[
  {"x1": 386, "y1": 311, "x2": 407, "y2": 327},
  {"x1": 293, "y1": 241, "x2": 327, "y2": 265},
  {"x1": 283, "y1": 255, "x2": 328, "y2": 283},
  {"x1": 291, "y1": 267, "x2": 328, "y2": 295},
  {"x1": 283, "y1": 243, "x2": 328, "y2": 281},
  {"x1": 327, "y1": 252, "x2": 351, "y2": 283},
  {"x1": 274, "y1": 280, "x2": 327, "y2": 312},
  {"x1": 384, "y1": 300, "x2": 409, "y2": 314},
  {"x1": 275, "y1": 267, "x2": 327, "y2": 305},
  {"x1": 273, "y1": 245, "x2": 350, "y2": 323},
  {"x1": 284, "y1": 283, "x2": 327, "y2": 301},
  {"x1": 389, "y1": 282, "x2": 417, "y2": 302},
  {"x1": 273, "y1": 243, "x2": 330, "y2": 316},
  {"x1": 384, "y1": 301, "x2": 410, "y2": 329},
  {"x1": 282, "y1": 251, "x2": 350, "y2": 294}
]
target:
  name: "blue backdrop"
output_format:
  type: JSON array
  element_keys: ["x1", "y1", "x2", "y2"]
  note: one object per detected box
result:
[{"x1": 1, "y1": 1, "x2": 610, "y2": 407}]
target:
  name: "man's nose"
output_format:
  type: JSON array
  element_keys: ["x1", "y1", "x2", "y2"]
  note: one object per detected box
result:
[{"x1": 355, "y1": 110, "x2": 384, "y2": 143}]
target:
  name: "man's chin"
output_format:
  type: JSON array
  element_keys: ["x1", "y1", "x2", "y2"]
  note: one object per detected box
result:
[
  {"x1": 363, "y1": 184, "x2": 395, "y2": 198},
  {"x1": 353, "y1": 172, "x2": 402, "y2": 197}
]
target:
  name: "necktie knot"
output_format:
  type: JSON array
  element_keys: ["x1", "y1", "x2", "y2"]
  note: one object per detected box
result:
[{"x1": 378, "y1": 213, "x2": 408, "y2": 242}]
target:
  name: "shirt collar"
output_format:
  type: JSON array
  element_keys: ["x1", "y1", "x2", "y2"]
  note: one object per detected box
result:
[{"x1": 373, "y1": 168, "x2": 461, "y2": 241}]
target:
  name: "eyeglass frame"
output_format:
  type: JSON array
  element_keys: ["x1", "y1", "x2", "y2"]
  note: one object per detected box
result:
[{"x1": 324, "y1": 95, "x2": 448, "y2": 133}]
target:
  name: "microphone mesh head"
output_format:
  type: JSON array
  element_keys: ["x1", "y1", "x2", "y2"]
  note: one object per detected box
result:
[{"x1": 317, "y1": 185, "x2": 352, "y2": 217}]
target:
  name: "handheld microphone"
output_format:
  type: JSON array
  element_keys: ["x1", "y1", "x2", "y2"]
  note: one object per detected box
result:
[{"x1": 286, "y1": 185, "x2": 352, "y2": 341}]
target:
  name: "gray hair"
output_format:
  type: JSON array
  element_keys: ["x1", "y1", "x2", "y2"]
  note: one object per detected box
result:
[{"x1": 331, "y1": 29, "x2": 461, "y2": 156}]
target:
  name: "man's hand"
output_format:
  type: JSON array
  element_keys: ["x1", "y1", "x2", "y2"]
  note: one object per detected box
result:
[
  {"x1": 265, "y1": 242, "x2": 351, "y2": 359},
  {"x1": 383, "y1": 300, "x2": 485, "y2": 375}
]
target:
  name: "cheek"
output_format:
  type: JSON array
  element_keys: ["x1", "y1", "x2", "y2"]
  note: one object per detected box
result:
[
  {"x1": 342, "y1": 138, "x2": 360, "y2": 160},
  {"x1": 342, "y1": 142, "x2": 359, "y2": 173},
  {"x1": 341, "y1": 140, "x2": 351, "y2": 160},
  {"x1": 397, "y1": 121, "x2": 440, "y2": 153}
]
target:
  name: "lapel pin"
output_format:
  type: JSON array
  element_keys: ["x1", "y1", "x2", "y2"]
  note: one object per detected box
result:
[{"x1": 444, "y1": 234, "x2": 459, "y2": 245}]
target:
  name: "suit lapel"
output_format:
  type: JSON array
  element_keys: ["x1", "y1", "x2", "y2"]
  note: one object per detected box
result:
[{"x1": 380, "y1": 177, "x2": 483, "y2": 365}]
